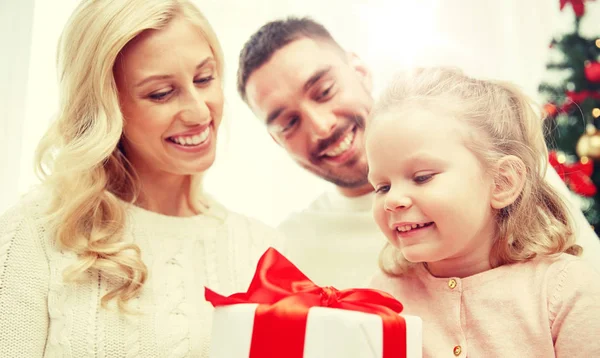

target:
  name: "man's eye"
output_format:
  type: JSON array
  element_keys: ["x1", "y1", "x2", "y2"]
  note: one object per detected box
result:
[
  {"x1": 316, "y1": 84, "x2": 335, "y2": 102},
  {"x1": 281, "y1": 116, "x2": 299, "y2": 132}
]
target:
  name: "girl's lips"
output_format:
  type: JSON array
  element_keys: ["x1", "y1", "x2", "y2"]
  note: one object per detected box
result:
[{"x1": 394, "y1": 222, "x2": 435, "y2": 240}]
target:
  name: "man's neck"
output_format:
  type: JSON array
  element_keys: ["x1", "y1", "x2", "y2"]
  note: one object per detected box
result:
[{"x1": 336, "y1": 183, "x2": 374, "y2": 198}]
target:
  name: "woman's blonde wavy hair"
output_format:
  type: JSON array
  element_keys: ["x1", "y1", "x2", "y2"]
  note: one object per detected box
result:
[
  {"x1": 370, "y1": 67, "x2": 581, "y2": 276},
  {"x1": 35, "y1": 0, "x2": 224, "y2": 310}
]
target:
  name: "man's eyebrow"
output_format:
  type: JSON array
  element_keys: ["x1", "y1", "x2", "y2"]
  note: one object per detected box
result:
[
  {"x1": 303, "y1": 66, "x2": 331, "y2": 93},
  {"x1": 266, "y1": 66, "x2": 332, "y2": 125},
  {"x1": 266, "y1": 107, "x2": 285, "y2": 125}
]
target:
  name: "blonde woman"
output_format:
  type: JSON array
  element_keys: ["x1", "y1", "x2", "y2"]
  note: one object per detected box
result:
[
  {"x1": 367, "y1": 67, "x2": 600, "y2": 356},
  {"x1": 0, "y1": 0, "x2": 282, "y2": 356}
]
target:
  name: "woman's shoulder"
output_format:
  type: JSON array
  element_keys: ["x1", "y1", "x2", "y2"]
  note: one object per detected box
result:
[
  {"x1": 1, "y1": 188, "x2": 51, "y2": 232},
  {"x1": 225, "y1": 209, "x2": 283, "y2": 237},
  {"x1": 215, "y1": 202, "x2": 285, "y2": 252},
  {"x1": 0, "y1": 188, "x2": 53, "y2": 273}
]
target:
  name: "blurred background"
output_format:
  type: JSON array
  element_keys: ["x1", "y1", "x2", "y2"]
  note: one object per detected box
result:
[{"x1": 1, "y1": 0, "x2": 599, "y2": 227}]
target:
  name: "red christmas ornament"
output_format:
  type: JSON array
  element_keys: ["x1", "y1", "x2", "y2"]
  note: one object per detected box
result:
[
  {"x1": 585, "y1": 61, "x2": 600, "y2": 83},
  {"x1": 559, "y1": 0, "x2": 595, "y2": 17},
  {"x1": 549, "y1": 151, "x2": 597, "y2": 197},
  {"x1": 561, "y1": 100, "x2": 575, "y2": 113},
  {"x1": 566, "y1": 90, "x2": 600, "y2": 104}
]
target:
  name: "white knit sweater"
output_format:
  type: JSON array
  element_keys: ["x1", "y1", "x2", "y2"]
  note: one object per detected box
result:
[{"x1": 0, "y1": 193, "x2": 282, "y2": 357}]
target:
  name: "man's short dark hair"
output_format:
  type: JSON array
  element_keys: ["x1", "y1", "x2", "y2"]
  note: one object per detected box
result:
[{"x1": 237, "y1": 17, "x2": 343, "y2": 102}]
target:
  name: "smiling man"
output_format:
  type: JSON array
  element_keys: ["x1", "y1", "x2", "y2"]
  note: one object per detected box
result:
[{"x1": 236, "y1": 17, "x2": 600, "y2": 288}]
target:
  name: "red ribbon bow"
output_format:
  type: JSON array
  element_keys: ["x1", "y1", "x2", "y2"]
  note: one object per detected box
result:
[
  {"x1": 205, "y1": 247, "x2": 407, "y2": 358},
  {"x1": 559, "y1": 0, "x2": 595, "y2": 17},
  {"x1": 549, "y1": 151, "x2": 597, "y2": 197}
]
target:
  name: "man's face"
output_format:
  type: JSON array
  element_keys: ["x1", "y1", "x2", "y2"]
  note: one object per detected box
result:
[{"x1": 245, "y1": 37, "x2": 373, "y2": 190}]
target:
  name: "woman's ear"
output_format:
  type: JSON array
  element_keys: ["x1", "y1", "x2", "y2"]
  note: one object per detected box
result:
[{"x1": 490, "y1": 155, "x2": 527, "y2": 209}]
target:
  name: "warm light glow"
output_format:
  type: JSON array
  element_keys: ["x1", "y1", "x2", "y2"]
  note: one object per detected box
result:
[
  {"x1": 557, "y1": 153, "x2": 567, "y2": 164},
  {"x1": 593, "y1": 108, "x2": 600, "y2": 118},
  {"x1": 581, "y1": 156, "x2": 590, "y2": 164},
  {"x1": 360, "y1": 0, "x2": 440, "y2": 69},
  {"x1": 596, "y1": 39, "x2": 600, "y2": 48}
]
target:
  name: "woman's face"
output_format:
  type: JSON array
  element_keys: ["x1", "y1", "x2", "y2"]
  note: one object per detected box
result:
[{"x1": 114, "y1": 16, "x2": 224, "y2": 178}]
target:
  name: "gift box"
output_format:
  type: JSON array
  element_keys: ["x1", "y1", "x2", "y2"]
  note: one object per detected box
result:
[{"x1": 205, "y1": 248, "x2": 422, "y2": 358}]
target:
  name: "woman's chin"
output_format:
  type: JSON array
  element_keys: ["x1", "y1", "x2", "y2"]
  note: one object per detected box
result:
[{"x1": 172, "y1": 153, "x2": 217, "y2": 175}]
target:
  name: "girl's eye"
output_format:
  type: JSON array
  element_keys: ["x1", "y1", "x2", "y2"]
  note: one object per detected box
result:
[
  {"x1": 414, "y1": 174, "x2": 434, "y2": 184},
  {"x1": 375, "y1": 185, "x2": 390, "y2": 194}
]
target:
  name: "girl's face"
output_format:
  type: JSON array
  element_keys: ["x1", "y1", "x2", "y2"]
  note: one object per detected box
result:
[
  {"x1": 366, "y1": 107, "x2": 497, "y2": 276},
  {"x1": 114, "y1": 16, "x2": 224, "y2": 179}
]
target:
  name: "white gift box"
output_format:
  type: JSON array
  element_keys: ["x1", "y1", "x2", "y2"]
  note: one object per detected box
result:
[{"x1": 210, "y1": 303, "x2": 422, "y2": 358}]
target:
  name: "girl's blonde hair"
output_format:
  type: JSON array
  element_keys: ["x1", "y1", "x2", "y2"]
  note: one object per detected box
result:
[
  {"x1": 35, "y1": 0, "x2": 224, "y2": 310},
  {"x1": 370, "y1": 67, "x2": 581, "y2": 276}
]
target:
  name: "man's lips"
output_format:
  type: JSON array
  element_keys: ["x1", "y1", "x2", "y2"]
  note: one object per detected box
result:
[{"x1": 315, "y1": 126, "x2": 356, "y2": 158}]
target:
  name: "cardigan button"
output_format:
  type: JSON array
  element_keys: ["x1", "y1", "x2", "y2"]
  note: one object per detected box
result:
[
  {"x1": 448, "y1": 279, "x2": 457, "y2": 289},
  {"x1": 453, "y1": 345, "x2": 462, "y2": 356}
]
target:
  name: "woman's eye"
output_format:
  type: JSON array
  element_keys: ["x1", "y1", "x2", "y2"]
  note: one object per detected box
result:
[
  {"x1": 148, "y1": 90, "x2": 173, "y2": 101},
  {"x1": 194, "y1": 75, "x2": 215, "y2": 85}
]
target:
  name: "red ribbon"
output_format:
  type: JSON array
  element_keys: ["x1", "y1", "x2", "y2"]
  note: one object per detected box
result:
[
  {"x1": 549, "y1": 151, "x2": 597, "y2": 197},
  {"x1": 205, "y1": 247, "x2": 407, "y2": 358},
  {"x1": 559, "y1": 0, "x2": 595, "y2": 17}
]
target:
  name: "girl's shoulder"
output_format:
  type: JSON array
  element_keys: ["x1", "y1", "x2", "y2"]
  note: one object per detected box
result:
[
  {"x1": 528, "y1": 252, "x2": 598, "y2": 278},
  {"x1": 537, "y1": 253, "x2": 600, "y2": 296}
]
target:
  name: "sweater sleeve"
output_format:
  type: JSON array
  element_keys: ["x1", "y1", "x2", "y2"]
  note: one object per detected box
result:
[
  {"x1": 549, "y1": 259, "x2": 600, "y2": 357},
  {"x1": 0, "y1": 202, "x2": 50, "y2": 356}
]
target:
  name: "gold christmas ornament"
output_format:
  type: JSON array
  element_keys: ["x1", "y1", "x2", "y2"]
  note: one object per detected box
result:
[
  {"x1": 581, "y1": 156, "x2": 590, "y2": 164},
  {"x1": 576, "y1": 125, "x2": 600, "y2": 159},
  {"x1": 593, "y1": 108, "x2": 600, "y2": 118},
  {"x1": 557, "y1": 152, "x2": 567, "y2": 164}
]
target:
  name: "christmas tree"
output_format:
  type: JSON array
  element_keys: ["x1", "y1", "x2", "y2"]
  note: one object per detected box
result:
[{"x1": 539, "y1": 0, "x2": 600, "y2": 234}]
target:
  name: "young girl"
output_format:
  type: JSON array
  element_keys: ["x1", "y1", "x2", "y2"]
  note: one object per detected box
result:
[{"x1": 366, "y1": 67, "x2": 600, "y2": 357}]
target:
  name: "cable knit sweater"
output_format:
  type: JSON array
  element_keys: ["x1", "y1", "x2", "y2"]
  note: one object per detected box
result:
[{"x1": 0, "y1": 192, "x2": 283, "y2": 357}]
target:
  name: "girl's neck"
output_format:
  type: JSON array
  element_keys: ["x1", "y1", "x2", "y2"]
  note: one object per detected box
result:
[
  {"x1": 424, "y1": 258, "x2": 492, "y2": 279},
  {"x1": 424, "y1": 237, "x2": 494, "y2": 278}
]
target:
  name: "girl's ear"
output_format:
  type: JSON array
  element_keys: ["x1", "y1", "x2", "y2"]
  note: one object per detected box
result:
[{"x1": 490, "y1": 155, "x2": 526, "y2": 209}]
